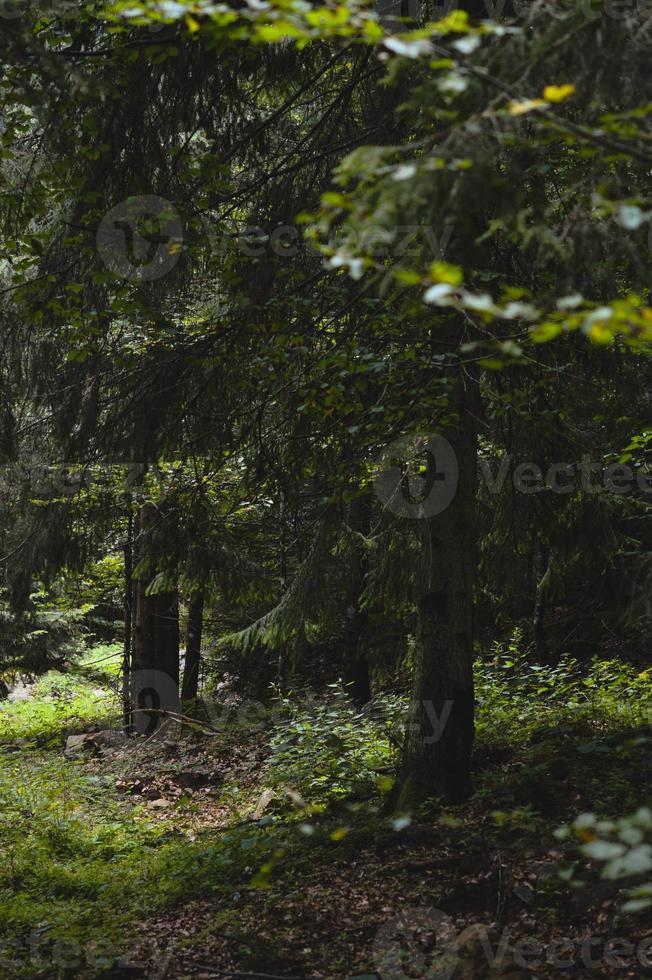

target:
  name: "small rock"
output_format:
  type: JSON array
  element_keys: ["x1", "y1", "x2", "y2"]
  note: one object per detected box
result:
[
  {"x1": 252, "y1": 788, "x2": 277, "y2": 820},
  {"x1": 64, "y1": 729, "x2": 126, "y2": 759},
  {"x1": 64, "y1": 733, "x2": 98, "y2": 758},
  {"x1": 93, "y1": 729, "x2": 128, "y2": 748},
  {"x1": 147, "y1": 798, "x2": 172, "y2": 809}
]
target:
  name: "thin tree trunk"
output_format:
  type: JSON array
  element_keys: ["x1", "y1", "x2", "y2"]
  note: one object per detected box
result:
[
  {"x1": 132, "y1": 504, "x2": 156, "y2": 675},
  {"x1": 342, "y1": 495, "x2": 372, "y2": 708},
  {"x1": 181, "y1": 592, "x2": 204, "y2": 702},
  {"x1": 343, "y1": 600, "x2": 371, "y2": 708},
  {"x1": 122, "y1": 505, "x2": 133, "y2": 734},
  {"x1": 393, "y1": 377, "x2": 478, "y2": 807},
  {"x1": 533, "y1": 544, "x2": 553, "y2": 664},
  {"x1": 277, "y1": 488, "x2": 288, "y2": 687},
  {"x1": 131, "y1": 503, "x2": 180, "y2": 736}
]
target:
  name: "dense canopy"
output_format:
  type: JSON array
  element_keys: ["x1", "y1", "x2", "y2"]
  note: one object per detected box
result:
[{"x1": 0, "y1": 0, "x2": 650, "y2": 976}]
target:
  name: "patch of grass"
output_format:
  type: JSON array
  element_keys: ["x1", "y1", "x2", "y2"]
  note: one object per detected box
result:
[
  {"x1": 0, "y1": 648, "x2": 291, "y2": 976},
  {"x1": 0, "y1": 644, "x2": 122, "y2": 745},
  {"x1": 0, "y1": 734, "x2": 290, "y2": 977},
  {"x1": 76, "y1": 642, "x2": 123, "y2": 682},
  {"x1": 0, "y1": 677, "x2": 117, "y2": 745},
  {"x1": 0, "y1": 644, "x2": 649, "y2": 976}
]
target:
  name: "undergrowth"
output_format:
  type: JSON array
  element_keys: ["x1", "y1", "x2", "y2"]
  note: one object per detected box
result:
[
  {"x1": 0, "y1": 638, "x2": 650, "y2": 976},
  {"x1": 0, "y1": 645, "x2": 122, "y2": 745}
]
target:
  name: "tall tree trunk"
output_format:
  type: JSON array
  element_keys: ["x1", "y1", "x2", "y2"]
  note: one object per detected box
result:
[
  {"x1": 122, "y1": 505, "x2": 133, "y2": 734},
  {"x1": 343, "y1": 600, "x2": 371, "y2": 708},
  {"x1": 393, "y1": 378, "x2": 478, "y2": 807},
  {"x1": 342, "y1": 495, "x2": 372, "y2": 708},
  {"x1": 131, "y1": 503, "x2": 180, "y2": 736},
  {"x1": 152, "y1": 589, "x2": 180, "y2": 685},
  {"x1": 533, "y1": 543, "x2": 552, "y2": 664},
  {"x1": 181, "y1": 592, "x2": 204, "y2": 702},
  {"x1": 277, "y1": 486, "x2": 291, "y2": 688}
]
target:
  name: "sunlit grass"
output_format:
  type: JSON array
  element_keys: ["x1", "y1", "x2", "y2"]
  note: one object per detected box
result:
[
  {"x1": 0, "y1": 641, "x2": 649, "y2": 975},
  {"x1": 0, "y1": 644, "x2": 122, "y2": 745}
]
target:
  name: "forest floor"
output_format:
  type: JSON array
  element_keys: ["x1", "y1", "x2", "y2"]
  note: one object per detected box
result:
[{"x1": 0, "y1": 645, "x2": 651, "y2": 979}]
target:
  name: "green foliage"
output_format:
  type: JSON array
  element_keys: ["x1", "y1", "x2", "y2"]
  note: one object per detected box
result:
[
  {"x1": 0, "y1": 0, "x2": 651, "y2": 971},
  {"x1": 0, "y1": 646, "x2": 122, "y2": 745},
  {"x1": 0, "y1": 656, "x2": 284, "y2": 976},
  {"x1": 0, "y1": 604, "x2": 88, "y2": 678},
  {"x1": 475, "y1": 634, "x2": 652, "y2": 746},
  {"x1": 259, "y1": 646, "x2": 650, "y2": 813},
  {"x1": 265, "y1": 688, "x2": 398, "y2": 804},
  {"x1": 58, "y1": 555, "x2": 124, "y2": 609},
  {"x1": 557, "y1": 809, "x2": 652, "y2": 912}
]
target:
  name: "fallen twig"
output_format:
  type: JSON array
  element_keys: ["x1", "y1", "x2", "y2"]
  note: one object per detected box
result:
[
  {"x1": 196, "y1": 969, "x2": 302, "y2": 980},
  {"x1": 128, "y1": 706, "x2": 222, "y2": 736}
]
